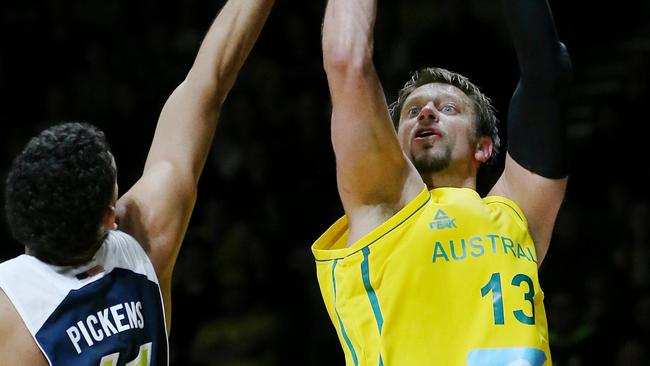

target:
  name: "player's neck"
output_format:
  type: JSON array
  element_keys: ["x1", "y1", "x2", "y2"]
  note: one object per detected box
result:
[{"x1": 422, "y1": 170, "x2": 477, "y2": 191}]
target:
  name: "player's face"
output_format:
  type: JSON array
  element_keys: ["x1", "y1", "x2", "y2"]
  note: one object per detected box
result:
[{"x1": 396, "y1": 83, "x2": 478, "y2": 174}]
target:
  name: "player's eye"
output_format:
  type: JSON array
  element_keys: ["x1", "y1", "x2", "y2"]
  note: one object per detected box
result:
[
  {"x1": 407, "y1": 106, "x2": 420, "y2": 117},
  {"x1": 441, "y1": 104, "x2": 456, "y2": 113}
]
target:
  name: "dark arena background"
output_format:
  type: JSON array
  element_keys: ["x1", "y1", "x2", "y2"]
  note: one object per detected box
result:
[{"x1": 1, "y1": 0, "x2": 649, "y2": 365}]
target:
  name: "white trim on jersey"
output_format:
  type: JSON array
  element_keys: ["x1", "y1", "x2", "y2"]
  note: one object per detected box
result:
[{"x1": 0, "y1": 230, "x2": 160, "y2": 337}]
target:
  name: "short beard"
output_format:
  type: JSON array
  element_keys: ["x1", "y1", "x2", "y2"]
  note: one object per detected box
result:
[{"x1": 411, "y1": 146, "x2": 452, "y2": 174}]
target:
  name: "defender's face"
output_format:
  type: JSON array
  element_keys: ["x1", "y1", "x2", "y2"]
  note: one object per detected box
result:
[{"x1": 396, "y1": 83, "x2": 478, "y2": 174}]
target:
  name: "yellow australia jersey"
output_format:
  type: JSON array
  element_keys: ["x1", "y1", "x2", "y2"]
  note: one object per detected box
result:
[{"x1": 312, "y1": 187, "x2": 551, "y2": 366}]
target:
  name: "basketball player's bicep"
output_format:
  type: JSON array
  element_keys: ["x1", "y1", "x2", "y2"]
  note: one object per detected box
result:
[
  {"x1": 328, "y1": 77, "x2": 421, "y2": 213},
  {"x1": 116, "y1": 162, "x2": 197, "y2": 278},
  {"x1": 0, "y1": 291, "x2": 48, "y2": 366}
]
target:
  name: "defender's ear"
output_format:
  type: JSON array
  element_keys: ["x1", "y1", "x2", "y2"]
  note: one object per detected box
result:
[{"x1": 102, "y1": 206, "x2": 118, "y2": 231}]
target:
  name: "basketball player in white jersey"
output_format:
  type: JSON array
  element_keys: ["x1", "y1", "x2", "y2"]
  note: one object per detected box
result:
[{"x1": 0, "y1": 0, "x2": 274, "y2": 365}]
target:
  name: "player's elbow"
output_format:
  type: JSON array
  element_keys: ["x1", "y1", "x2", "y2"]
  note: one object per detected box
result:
[
  {"x1": 181, "y1": 72, "x2": 228, "y2": 108},
  {"x1": 548, "y1": 42, "x2": 573, "y2": 86},
  {"x1": 322, "y1": 41, "x2": 374, "y2": 78},
  {"x1": 521, "y1": 43, "x2": 573, "y2": 95},
  {"x1": 556, "y1": 42, "x2": 573, "y2": 81}
]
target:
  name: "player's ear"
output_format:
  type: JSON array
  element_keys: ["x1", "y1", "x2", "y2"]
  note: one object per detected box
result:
[
  {"x1": 102, "y1": 205, "x2": 118, "y2": 231},
  {"x1": 474, "y1": 136, "x2": 493, "y2": 163}
]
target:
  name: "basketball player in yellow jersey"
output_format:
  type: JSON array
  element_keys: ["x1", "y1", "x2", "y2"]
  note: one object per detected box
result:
[{"x1": 314, "y1": 0, "x2": 572, "y2": 364}]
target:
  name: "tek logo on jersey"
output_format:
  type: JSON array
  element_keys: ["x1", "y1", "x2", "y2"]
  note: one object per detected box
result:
[{"x1": 429, "y1": 209, "x2": 457, "y2": 230}]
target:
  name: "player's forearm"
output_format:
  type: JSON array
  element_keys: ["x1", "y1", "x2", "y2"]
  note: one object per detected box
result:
[
  {"x1": 144, "y1": 0, "x2": 273, "y2": 178},
  {"x1": 322, "y1": 0, "x2": 376, "y2": 74},
  {"x1": 503, "y1": 0, "x2": 572, "y2": 178},
  {"x1": 186, "y1": 0, "x2": 274, "y2": 105},
  {"x1": 502, "y1": 0, "x2": 570, "y2": 90}
]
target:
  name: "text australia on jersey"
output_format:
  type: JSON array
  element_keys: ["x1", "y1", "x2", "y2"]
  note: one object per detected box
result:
[{"x1": 428, "y1": 209, "x2": 537, "y2": 264}]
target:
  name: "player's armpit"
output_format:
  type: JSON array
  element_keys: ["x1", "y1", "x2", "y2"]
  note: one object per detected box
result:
[{"x1": 488, "y1": 154, "x2": 567, "y2": 265}]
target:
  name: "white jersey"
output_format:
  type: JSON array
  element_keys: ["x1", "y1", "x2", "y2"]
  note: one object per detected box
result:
[{"x1": 0, "y1": 230, "x2": 168, "y2": 366}]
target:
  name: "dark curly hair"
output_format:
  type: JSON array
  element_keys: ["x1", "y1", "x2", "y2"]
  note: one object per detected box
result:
[
  {"x1": 5, "y1": 122, "x2": 117, "y2": 265},
  {"x1": 389, "y1": 67, "x2": 501, "y2": 165}
]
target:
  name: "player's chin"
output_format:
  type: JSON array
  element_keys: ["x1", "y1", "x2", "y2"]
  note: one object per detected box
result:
[
  {"x1": 411, "y1": 150, "x2": 434, "y2": 165},
  {"x1": 412, "y1": 144, "x2": 438, "y2": 158}
]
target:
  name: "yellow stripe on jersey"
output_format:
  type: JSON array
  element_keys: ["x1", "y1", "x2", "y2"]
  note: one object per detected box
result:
[{"x1": 312, "y1": 187, "x2": 551, "y2": 365}]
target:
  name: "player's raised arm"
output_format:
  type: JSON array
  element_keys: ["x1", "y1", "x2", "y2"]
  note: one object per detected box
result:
[
  {"x1": 489, "y1": 0, "x2": 572, "y2": 264},
  {"x1": 322, "y1": 0, "x2": 423, "y2": 243},
  {"x1": 115, "y1": 0, "x2": 274, "y2": 331}
]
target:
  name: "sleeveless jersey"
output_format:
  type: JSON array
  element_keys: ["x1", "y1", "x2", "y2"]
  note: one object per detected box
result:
[
  {"x1": 0, "y1": 230, "x2": 168, "y2": 366},
  {"x1": 312, "y1": 187, "x2": 551, "y2": 365}
]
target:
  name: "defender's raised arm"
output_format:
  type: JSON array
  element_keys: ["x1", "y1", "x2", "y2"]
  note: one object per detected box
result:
[{"x1": 116, "y1": 0, "x2": 275, "y2": 331}]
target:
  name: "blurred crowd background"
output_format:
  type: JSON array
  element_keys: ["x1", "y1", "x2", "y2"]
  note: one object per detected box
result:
[{"x1": 1, "y1": 0, "x2": 649, "y2": 365}]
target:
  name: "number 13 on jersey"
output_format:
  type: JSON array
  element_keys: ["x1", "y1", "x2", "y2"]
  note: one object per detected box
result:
[{"x1": 481, "y1": 272, "x2": 535, "y2": 325}]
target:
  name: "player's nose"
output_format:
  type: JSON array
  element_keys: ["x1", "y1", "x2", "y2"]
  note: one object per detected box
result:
[{"x1": 418, "y1": 103, "x2": 438, "y2": 123}]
